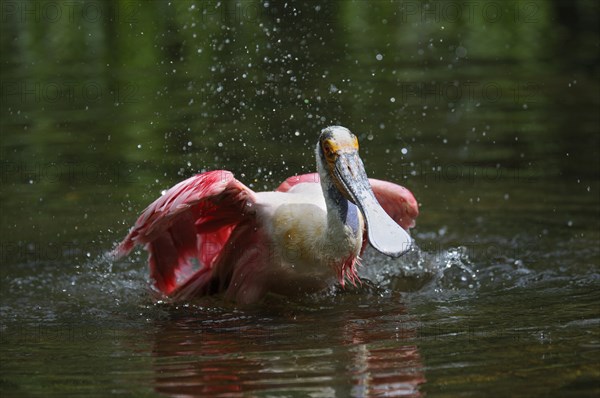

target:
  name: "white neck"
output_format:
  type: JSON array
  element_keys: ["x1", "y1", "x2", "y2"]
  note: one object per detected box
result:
[{"x1": 315, "y1": 144, "x2": 353, "y2": 236}]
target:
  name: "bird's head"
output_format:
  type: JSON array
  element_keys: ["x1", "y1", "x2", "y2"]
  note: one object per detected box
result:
[{"x1": 317, "y1": 126, "x2": 412, "y2": 258}]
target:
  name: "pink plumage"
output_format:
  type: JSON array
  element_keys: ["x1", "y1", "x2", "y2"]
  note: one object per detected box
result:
[
  {"x1": 113, "y1": 171, "x2": 255, "y2": 296},
  {"x1": 113, "y1": 127, "x2": 420, "y2": 304},
  {"x1": 276, "y1": 173, "x2": 419, "y2": 230}
]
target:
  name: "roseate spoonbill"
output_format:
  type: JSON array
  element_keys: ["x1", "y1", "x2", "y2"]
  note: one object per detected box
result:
[{"x1": 113, "y1": 126, "x2": 419, "y2": 304}]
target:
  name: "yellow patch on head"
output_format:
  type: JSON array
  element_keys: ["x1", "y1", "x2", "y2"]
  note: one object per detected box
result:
[
  {"x1": 322, "y1": 136, "x2": 359, "y2": 159},
  {"x1": 321, "y1": 139, "x2": 337, "y2": 161},
  {"x1": 319, "y1": 127, "x2": 361, "y2": 196}
]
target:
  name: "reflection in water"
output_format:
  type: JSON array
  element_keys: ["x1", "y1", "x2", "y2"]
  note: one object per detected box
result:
[
  {"x1": 341, "y1": 310, "x2": 424, "y2": 398},
  {"x1": 151, "y1": 305, "x2": 424, "y2": 397}
]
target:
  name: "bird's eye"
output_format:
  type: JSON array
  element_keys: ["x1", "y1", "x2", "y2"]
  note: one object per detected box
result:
[{"x1": 323, "y1": 142, "x2": 335, "y2": 158}]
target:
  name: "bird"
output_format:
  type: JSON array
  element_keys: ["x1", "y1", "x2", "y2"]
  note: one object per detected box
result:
[{"x1": 112, "y1": 126, "x2": 419, "y2": 304}]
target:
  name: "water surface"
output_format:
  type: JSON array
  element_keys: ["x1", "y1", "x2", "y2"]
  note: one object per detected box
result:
[{"x1": 1, "y1": 1, "x2": 599, "y2": 397}]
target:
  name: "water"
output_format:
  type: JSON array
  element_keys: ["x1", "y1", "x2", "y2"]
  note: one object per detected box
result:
[{"x1": 1, "y1": 1, "x2": 599, "y2": 397}]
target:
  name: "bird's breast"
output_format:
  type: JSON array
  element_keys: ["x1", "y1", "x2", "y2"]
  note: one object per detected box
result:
[
  {"x1": 255, "y1": 189, "x2": 362, "y2": 276},
  {"x1": 271, "y1": 203, "x2": 328, "y2": 267}
]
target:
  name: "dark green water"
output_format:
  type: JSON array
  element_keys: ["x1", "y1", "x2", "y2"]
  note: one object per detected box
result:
[{"x1": 1, "y1": 1, "x2": 599, "y2": 396}]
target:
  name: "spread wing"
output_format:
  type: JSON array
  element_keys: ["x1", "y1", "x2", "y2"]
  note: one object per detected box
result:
[{"x1": 112, "y1": 170, "x2": 255, "y2": 295}]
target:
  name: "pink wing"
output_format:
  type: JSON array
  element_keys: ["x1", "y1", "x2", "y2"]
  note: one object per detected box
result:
[
  {"x1": 168, "y1": 219, "x2": 271, "y2": 304},
  {"x1": 276, "y1": 173, "x2": 419, "y2": 230},
  {"x1": 276, "y1": 173, "x2": 321, "y2": 191},
  {"x1": 367, "y1": 178, "x2": 419, "y2": 230},
  {"x1": 112, "y1": 170, "x2": 256, "y2": 296}
]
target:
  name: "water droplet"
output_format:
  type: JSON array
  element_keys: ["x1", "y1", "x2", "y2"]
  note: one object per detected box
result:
[{"x1": 455, "y1": 46, "x2": 467, "y2": 58}]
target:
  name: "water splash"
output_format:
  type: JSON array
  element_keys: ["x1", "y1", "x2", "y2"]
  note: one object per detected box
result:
[
  {"x1": 358, "y1": 244, "x2": 480, "y2": 293},
  {"x1": 0, "y1": 251, "x2": 152, "y2": 326}
]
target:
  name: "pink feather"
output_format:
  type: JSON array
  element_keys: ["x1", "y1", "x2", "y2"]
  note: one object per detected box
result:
[
  {"x1": 276, "y1": 173, "x2": 419, "y2": 230},
  {"x1": 113, "y1": 170, "x2": 419, "y2": 303}
]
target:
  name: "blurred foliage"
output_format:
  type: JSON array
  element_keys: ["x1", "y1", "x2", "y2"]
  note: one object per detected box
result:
[{"x1": 0, "y1": 0, "x2": 598, "y2": 244}]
